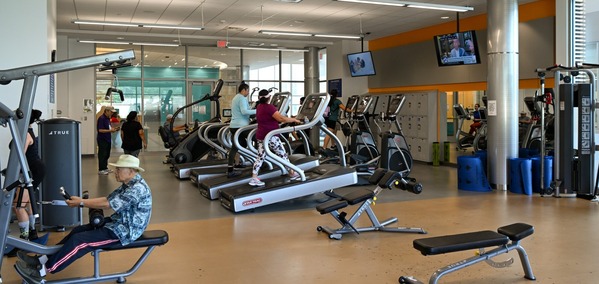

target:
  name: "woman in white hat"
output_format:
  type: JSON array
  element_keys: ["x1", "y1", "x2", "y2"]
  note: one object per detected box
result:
[{"x1": 15, "y1": 155, "x2": 152, "y2": 283}]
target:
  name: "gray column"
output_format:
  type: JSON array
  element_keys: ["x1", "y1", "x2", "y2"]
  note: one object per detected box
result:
[
  {"x1": 487, "y1": 0, "x2": 519, "y2": 190},
  {"x1": 304, "y1": 46, "x2": 321, "y2": 148},
  {"x1": 304, "y1": 46, "x2": 320, "y2": 96}
]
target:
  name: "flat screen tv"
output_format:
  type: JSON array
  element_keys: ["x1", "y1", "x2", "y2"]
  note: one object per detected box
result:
[
  {"x1": 347, "y1": 51, "x2": 376, "y2": 77},
  {"x1": 433, "y1": 30, "x2": 481, "y2": 67}
]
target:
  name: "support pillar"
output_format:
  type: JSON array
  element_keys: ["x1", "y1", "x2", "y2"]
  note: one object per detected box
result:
[{"x1": 487, "y1": 0, "x2": 519, "y2": 190}]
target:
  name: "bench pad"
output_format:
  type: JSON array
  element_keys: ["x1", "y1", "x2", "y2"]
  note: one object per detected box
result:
[
  {"x1": 104, "y1": 230, "x2": 169, "y2": 251},
  {"x1": 316, "y1": 199, "x2": 348, "y2": 214},
  {"x1": 342, "y1": 189, "x2": 375, "y2": 205},
  {"x1": 413, "y1": 230, "x2": 509, "y2": 256},
  {"x1": 497, "y1": 223, "x2": 534, "y2": 241}
]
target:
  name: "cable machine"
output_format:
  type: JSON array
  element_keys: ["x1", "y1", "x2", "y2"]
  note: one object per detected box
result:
[{"x1": 536, "y1": 64, "x2": 597, "y2": 199}]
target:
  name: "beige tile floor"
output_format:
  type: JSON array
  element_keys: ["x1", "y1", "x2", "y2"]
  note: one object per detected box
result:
[{"x1": 2, "y1": 151, "x2": 599, "y2": 283}]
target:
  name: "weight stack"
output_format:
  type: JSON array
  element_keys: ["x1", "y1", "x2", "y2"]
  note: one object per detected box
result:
[{"x1": 39, "y1": 118, "x2": 82, "y2": 229}]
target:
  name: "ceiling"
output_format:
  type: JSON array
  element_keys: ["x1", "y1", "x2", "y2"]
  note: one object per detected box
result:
[{"x1": 57, "y1": 0, "x2": 539, "y2": 49}]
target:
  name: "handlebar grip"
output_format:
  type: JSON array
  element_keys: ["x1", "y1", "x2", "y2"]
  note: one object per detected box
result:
[{"x1": 59, "y1": 187, "x2": 71, "y2": 200}]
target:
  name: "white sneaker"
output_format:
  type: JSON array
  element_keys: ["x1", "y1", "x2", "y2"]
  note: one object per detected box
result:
[
  {"x1": 289, "y1": 172, "x2": 301, "y2": 181},
  {"x1": 249, "y1": 177, "x2": 265, "y2": 186}
]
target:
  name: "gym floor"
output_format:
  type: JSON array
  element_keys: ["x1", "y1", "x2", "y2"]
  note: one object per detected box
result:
[{"x1": 2, "y1": 150, "x2": 599, "y2": 283}]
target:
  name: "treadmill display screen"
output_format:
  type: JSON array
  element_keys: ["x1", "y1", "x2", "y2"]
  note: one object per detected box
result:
[
  {"x1": 271, "y1": 94, "x2": 285, "y2": 110},
  {"x1": 388, "y1": 95, "x2": 404, "y2": 116},
  {"x1": 346, "y1": 96, "x2": 359, "y2": 111},
  {"x1": 355, "y1": 97, "x2": 372, "y2": 114},
  {"x1": 296, "y1": 97, "x2": 323, "y2": 121}
]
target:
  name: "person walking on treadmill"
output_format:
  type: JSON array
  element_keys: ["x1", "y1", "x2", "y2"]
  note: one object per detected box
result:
[
  {"x1": 468, "y1": 103, "x2": 482, "y2": 135},
  {"x1": 227, "y1": 83, "x2": 256, "y2": 178},
  {"x1": 249, "y1": 90, "x2": 302, "y2": 187},
  {"x1": 323, "y1": 89, "x2": 351, "y2": 149}
]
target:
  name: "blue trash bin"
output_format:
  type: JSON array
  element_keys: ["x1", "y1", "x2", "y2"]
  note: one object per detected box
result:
[
  {"x1": 457, "y1": 156, "x2": 491, "y2": 192},
  {"x1": 531, "y1": 156, "x2": 553, "y2": 193},
  {"x1": 509, "y1": 158, "x2": 533, "y2": 195},
  {"x1": 474, "y1": 150, "x2": 487, "y2": 175}
]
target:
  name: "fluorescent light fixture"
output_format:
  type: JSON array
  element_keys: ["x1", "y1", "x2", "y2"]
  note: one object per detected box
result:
[
  {"x1": 260, "y1": 30, "x2": 363, "y2": 39},
  {"x1": 259, "y1": 30, "x2": 313, "y2": 37},
  {"x1": 72, "y1": 20, "x2": 204, "y2": 31},
  {"x1": 335, "y1": 0, "x2": 473, "y2": 12},
  {"x1": 314, "y1": 34, "x2": 363, "y2": 39},
  {"x1": 77, "y1": 40, "x2": 180, "y2": 47},
  {"x1": 227, "y1": 46, "x2": 308, "y2": 52}
]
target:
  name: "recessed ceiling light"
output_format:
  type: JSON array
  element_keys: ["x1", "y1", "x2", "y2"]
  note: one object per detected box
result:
[
  {"x1": 441, "y1": 16, "x2": 450, "y2": 19},
  {"x1": 116, "y1": 37, "x2": 125, "y2": 40}
]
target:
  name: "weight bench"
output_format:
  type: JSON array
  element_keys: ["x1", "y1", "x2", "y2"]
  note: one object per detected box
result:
[
  {"x1": 15, "y1": 230, "x2": 169, "y2": 284},
  {"x1": 399, "y1": 223, "x2": 535, "y2": 284},
  {"x1": 315, "y1": 168, "x2": 426, "y2": 240}
]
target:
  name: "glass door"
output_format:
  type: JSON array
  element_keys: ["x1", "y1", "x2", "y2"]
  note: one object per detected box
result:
[{"x1": 189, "y1": 81, "x2": 214, "y2": 123}]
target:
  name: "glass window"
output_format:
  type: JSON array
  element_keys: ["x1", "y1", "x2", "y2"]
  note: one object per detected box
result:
[
  {"x1": 282, "y1": 51, "x2": 305, "y2": 81},
  {"x1": 319, "y1": 48, "x2": 327, "y2": 81},
  {"x1": 245, "y1": 50, "x2": 280, "y2": 81},
  {"x1": 187, "y1": 46, "x2": 241, "y2": 80},
  {"x1": 281, "y1": 82, "x2": 305, "y2": 116}
]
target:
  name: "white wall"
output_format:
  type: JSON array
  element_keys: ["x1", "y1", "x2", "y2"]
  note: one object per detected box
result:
[
  {"x1": 326, "y1": 40, "x2": 369, "y2": 97},
  {"x1": 56, "y1": 37, "x2": 96, "y2": 154},
  {"x1": 0, "y1": 0, "x2": 56, "y2": 168}
]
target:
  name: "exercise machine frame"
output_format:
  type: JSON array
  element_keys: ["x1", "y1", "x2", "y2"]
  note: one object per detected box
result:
[{"x1": 0, "y1": 50, "x2": 168, "y2": 283}]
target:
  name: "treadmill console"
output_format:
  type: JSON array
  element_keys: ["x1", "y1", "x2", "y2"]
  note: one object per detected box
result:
[
  {"x1": 453, "y1": 104, "x2": 468, "y2": 117},
  {"x1": 271, "y1": 93, "x2": 287, "y2": 111},
  {"x1": 296, "y1": 96, "x2": 324, "y2": 121},
  {"x1": 346, "y1": 95, "x2": 359, "y2": 112},
  {"x1": 355, "y1": 96, "x2": 373, "y2": 115},
  {"x1": 387, "y1": 95, "x2": 405, "y2": 117},
  {"x1": 524, "y1": 97, "x2": 542, "y2": 115}
]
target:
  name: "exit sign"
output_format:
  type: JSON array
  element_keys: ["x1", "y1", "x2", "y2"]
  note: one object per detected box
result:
[{"x1": 217, "y1": 40, "x2": 227, "y2": 48}]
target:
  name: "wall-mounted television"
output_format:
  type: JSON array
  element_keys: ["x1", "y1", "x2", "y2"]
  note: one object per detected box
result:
[
  {"x1": 347, "y1": 51, "x2": 376, "y2": 77},
  {"x1": 433, "y1": 30, "x2": 481, "y2": 67}
]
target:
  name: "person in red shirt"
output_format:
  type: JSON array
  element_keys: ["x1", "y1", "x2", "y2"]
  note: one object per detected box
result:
[{"x1": 249, "y1": 90, "x2": 301, "y2": 187}]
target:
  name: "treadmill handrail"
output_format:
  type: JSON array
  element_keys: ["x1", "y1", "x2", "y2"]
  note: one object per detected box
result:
[
  {"x1": 203, "y1": 122, "x2": 229, "y2": 157},
  {"x1": 263, "y1": 93, "x2": 330, "y2": 181}
]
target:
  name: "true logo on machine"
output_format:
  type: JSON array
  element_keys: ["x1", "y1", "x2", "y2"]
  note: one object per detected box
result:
[{"x1": 48, "y1": 130, "x2": 70, "y2": 135}]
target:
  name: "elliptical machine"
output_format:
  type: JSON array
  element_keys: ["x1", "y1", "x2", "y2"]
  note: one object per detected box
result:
[
  {"x1": 347, "y1": 95, "x2": 380, "y2": 166},
  {"x1": 454, "y1": 104, "x2": 475, "y2": 150},
  {"x1": 376, "y1": 94, "x2": 414, "y2": 177}
]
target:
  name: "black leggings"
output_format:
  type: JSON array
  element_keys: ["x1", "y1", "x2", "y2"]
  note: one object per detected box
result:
[{"x1": 228, "y1": 128, "x2": 248, "y2": 167}]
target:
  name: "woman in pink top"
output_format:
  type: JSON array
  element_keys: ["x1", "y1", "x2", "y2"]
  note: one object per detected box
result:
[{"x1": 249, "y1": 90, "x2": 302, "y2": 187}]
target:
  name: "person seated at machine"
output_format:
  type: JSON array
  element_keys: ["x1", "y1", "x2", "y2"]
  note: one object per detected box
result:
[
  {"x1": 15, "y1": 155, "x2": 152, "y2": 284},
  {"x1": 468, "y1": 103, "x2": 482, "y2": 135},
  {"x1": 163, "y1": 113, "x2": 188, "y2": 141}
]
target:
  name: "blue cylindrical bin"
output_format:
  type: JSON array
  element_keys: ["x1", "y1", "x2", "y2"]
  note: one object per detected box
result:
[
  {"x1": 457, "y1": 156, "x2": 491, "y2": 192},
  {"x1": 474, "y1": 150, "x2": 487, "y2": 175},
  {"x1": 531, "y1": 156, "x2": 553, "y2": 193},
  {"x1": 509, "y1": 158, "x2": 533, "y2": 195}
]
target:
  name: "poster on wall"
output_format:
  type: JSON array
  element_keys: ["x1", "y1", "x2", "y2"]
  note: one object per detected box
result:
[{"x1": 328, "y1": 78, "x2": 342, "y2": 97}]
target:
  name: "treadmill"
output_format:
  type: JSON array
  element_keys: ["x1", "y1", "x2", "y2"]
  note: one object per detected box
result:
[
  {"x1": 218, "y1": 93, "x2": 358, "y2": 213},
  {"x1": 172, "y1": 121, "x2": 229, "y2": 179},
  {"x1": 187, "y1": 93, "x2": 293, "y2": 185},
  {"x1": 196, "y1": 93, "x2": 320, "y2": 200}
]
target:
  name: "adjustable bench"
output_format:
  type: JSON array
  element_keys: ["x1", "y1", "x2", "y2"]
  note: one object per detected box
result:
[
  {"x1": 399, "y1": 223, "x2": 535, "y2": 284},
  {"x1": 15, "y1": 230, "x2": 169, "y2": 284},
  {"x1": 316, "y1": 168, "x2": 426, "y2": 240}
]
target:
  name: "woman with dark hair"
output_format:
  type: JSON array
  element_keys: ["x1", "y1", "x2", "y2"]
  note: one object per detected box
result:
[
  {"x1": 120, "y1": 111, "x2": 146, "y2": 157},
  {"x1": 249, "y1": 89, "x2": 302, "y2": 187},
  {"x1": 323, "y1": 89, "x2": 350, "y2": 149}
]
